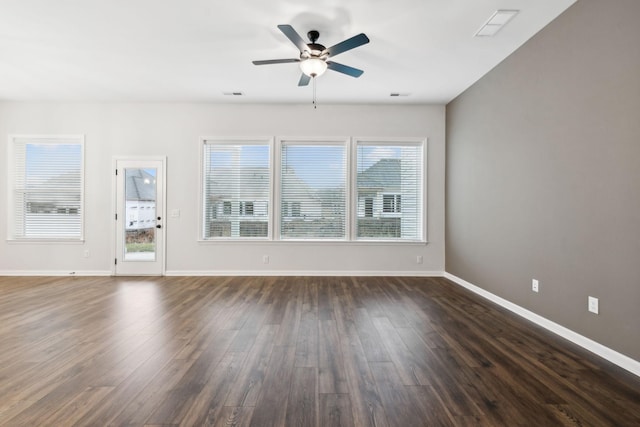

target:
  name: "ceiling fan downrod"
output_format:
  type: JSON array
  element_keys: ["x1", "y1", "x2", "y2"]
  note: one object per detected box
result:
[{"x1": 307, "y1": 30, "x2": 320, "y2": 44}]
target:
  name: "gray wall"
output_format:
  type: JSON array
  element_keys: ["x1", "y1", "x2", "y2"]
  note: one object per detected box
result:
[{"x1": 446, "y1": 0, "x2": 640, "y2": 361}]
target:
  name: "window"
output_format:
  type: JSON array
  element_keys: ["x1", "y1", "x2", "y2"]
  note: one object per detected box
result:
[
  {"x1": 200, "y1": 137, "x2": 425, "y2": 242},
  {"x1": 239, "y1": 201, "x2": 254, "y2": 216},
  {"x1": 364, "y1": 198, "x2": 374, "y2": 217},
  {"x1": 280, "y1": 141, "x2": 346, "y2": 240},
  {"x1": 222, "y1": 201, "x2": 232, "y2": 215},
  {"x1": 356, "y1": 141, "x2": 423, "y2": 240},
  {"x1": 9, "y1": 135, "x2": 84, "y2": 240},
  {"x1": 202, "y1": 139, "x2": 271, "y2": 239},
  {"x1": 382, "y1": 194, "x2": 401, "y2": 213},
  {"x1": 291, "y1": 202, "x2": 301, "y2": 217},
  {"x1": 282, "y1": 201, "x2": 302, "y2": 218}
]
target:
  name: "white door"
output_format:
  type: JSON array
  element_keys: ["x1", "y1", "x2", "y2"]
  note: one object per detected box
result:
[{"x1": 114, "y1": 158, "x2": 165, "y2": 275}]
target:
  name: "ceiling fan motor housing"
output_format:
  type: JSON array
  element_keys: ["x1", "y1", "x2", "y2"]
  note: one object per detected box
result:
[
  {"x1": 301, "y1": 45, "x2": 327, "y2": 60},
  {"x1": 305, "y1": 31, "x2": 326, "y2": 57}
]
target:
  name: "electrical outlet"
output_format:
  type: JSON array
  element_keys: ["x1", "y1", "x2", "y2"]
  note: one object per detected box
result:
[
  {"x1": 532, "y1": 279, "x2": 539, "y2": 293},
  {"x1": 416, "y1": 255, "x2": 423, "y2": 264},
  {"x1": 588, "y1": 296, "x2": 599, "y2": 314},
  {"x1": 263, "y1": 255, "x2": 269, "y2": 265}
]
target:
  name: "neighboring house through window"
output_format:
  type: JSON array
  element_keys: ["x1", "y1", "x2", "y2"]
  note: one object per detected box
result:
[
  {"x1": 125, "y1": 168, "x2": 156, "y2": 231},
  {"x1": 356, "y1": 140, "x2": 423, "y2": 241}
]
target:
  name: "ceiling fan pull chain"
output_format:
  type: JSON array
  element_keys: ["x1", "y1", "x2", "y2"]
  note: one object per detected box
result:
[{"x1": 313, "y1": 77, "x2": 317, "y2": 109}]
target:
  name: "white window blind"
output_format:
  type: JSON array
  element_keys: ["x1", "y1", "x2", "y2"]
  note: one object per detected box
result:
[
  {"x1": 280, "y1": 143, "x2": 346, "y2": 240},
  {"x1": 356, "y1": 142, "x2": 423, "y2": 241},
  {"x1": 10, "y1": 136, "x2": 84, "y2": 240},
  {"x1": 202, "y1": 141, "x2": 270, "y2": 239}
]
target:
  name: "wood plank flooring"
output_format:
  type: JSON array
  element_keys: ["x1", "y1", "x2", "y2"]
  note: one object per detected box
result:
[{"x1": 1, "y1": 275, "x2": 639, "y2": 426}]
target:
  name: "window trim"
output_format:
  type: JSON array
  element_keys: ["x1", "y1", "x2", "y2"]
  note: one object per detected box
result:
[
  {"x1": 199, "y1": 136, "x2": 274, "y2": 241},
  {"x1": 7, "y1": 134, "x2": 85, "y2": 242},
  {"x1": 198, "y1": 136, "x2": 427, "y2": 244},
  {"x1": 351, "y1": 137, "x2": 427, "y2": 242}
]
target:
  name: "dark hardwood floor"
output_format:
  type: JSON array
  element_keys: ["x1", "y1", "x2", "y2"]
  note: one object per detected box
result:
[{"x1": 1, "y1": 275, "x2": 639, "y2": 426}]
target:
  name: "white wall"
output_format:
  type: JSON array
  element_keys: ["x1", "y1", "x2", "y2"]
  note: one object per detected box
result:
[{"x1": 0, "y1": 102, "x2": 445, "y2": 275}]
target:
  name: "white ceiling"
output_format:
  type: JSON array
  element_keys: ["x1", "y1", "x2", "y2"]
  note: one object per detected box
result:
[{"x1": 0, "y1": 0, "x2": 575, "y2": 104}]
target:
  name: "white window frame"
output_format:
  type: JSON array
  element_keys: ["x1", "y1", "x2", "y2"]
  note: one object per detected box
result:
[
  {"x1": 199, "y1": 137, "x2": 274, "y2": 241},
  {"x1": 351, "y1": 137, "x2": 427, "y2": 242},
  {"x1": 198, "y1": 136, "x2": 426, "y2": 244},
  {"x1": 7, "y1": 134, "x2": 85, "y2": 242},
  {"x1": 275, "y1": 137, "x2": 350, "y2": 241}
]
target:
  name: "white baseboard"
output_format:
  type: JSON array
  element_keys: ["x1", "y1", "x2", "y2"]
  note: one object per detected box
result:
[
  {"x1": 0, "y1": 270, "x2": 112, "y2": 277},
  {"x1": 444, "y1": 272, "x2": 640, "y2": 378},
  {"x1": 0, "y1": 270, "x2": 445, "y2": 278},
  {"x1": 165, "y1": 270, "x2": 445, "y2": 277}
]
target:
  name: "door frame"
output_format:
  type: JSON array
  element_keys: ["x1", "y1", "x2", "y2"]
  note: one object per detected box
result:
[{"x1": 111, "y1": 156, "x2": 167, "y2": 276}]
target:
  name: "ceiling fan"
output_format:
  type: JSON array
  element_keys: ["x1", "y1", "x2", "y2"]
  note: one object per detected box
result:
[{"x1": 252, "y1": 24, "x2": 370, "y2": 86}]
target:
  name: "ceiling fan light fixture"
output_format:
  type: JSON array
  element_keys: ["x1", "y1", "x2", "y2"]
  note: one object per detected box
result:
[{"x1": 300, "y1": 57, "x2": 327, "y2": 77}]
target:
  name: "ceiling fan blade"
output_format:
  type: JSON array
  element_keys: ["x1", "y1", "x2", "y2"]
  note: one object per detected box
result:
[
  {"x1": 298, "y1": 74, "x2": 311, "y2": 87},
  {"x1": 278, "y1": 24, "x2": 309, "y2": 53},
  {"x1": 324, "y1": 33, "x2": 369, "y2": 57},
  {"x1": 326, "y1": 61, "x2": 364, "y2": 78},
  {"x1": 252, "y1": 58, "x2": 300, "y2": 65}
]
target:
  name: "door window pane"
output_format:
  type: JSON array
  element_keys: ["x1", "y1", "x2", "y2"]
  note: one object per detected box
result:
[{"x1": 124, "y1": 168, "x2": 157, "y2": 261}]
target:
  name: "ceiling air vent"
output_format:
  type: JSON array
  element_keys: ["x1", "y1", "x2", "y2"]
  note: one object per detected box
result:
[{"x1": 475, "y1": 10, "x2": 519, "y2": 37}]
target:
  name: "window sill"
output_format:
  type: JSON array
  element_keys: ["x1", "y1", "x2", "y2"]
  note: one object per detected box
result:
[
  {"x1": 7, "y1": 239, "x2": 85, "y2": 245},
  {"x1": 198, "y1": 239, "x2": 428, "y2": 246}
]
